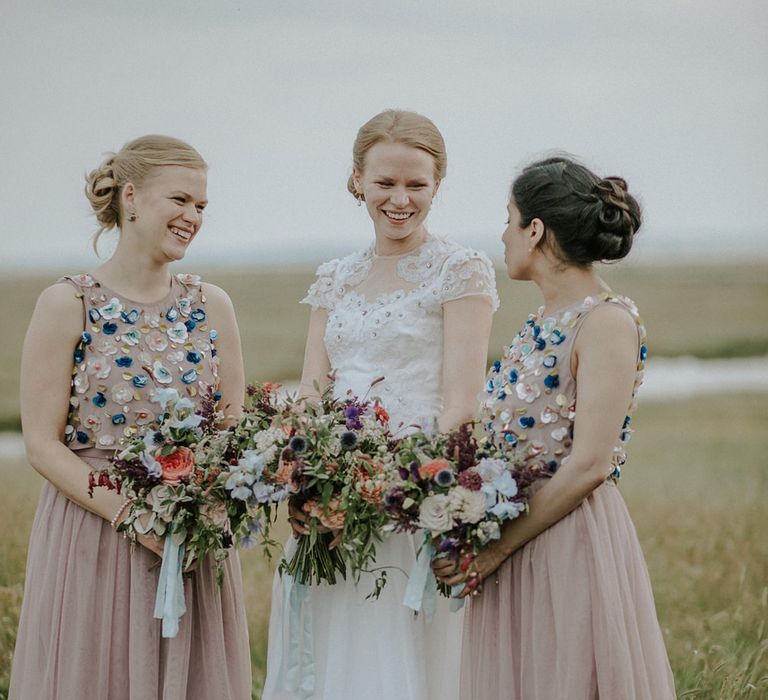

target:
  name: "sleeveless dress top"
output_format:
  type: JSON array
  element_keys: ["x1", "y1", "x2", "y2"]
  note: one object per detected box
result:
[
  {"x1": 9, "y1": 272, "x2": 252, "y2": 700},
  {"x1": 480, "y1": 291, "x2": 647, "y2": 480},
  {"x1": 461, "y1": 292, "x2": 675, "y2": 700},
  {"x1": 62, "y1": 272, "x2": 219, "y2": 454},
  {"x1": 263, "y1": 234, "x2": 499, "y2": 700}
]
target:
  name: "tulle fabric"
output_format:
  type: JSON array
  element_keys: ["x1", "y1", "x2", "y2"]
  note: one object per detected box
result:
[
  {"x1": 9, "y1": 465, "x2": 252, "y2": 700},
  {"x1": 263, "y1": 531, "x2": 463, "y2": 700},
  {"x1": 461, "y1": 481, "x2": 675, "y2": 700}
]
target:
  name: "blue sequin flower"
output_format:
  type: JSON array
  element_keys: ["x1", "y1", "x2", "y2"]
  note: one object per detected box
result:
[
  {"x1": 111, "y1": 413, "x2": 126, "y2": 425},
  {"x1": 544, "y1": 373, "x2": 560, "y2": 389},
  {"x1": 92, "y1": 392, "x2": 107, "y2": 407},
  {"x1": 186, "y1": 351, "x2": 202, "y2": 364},
  {"x1": 181, "y1": 369, "x2": 198, "y2": 384},
  {"x1": 132, "y1": 374, "x2": 149, "y2": 388},
  {"x1": 518, "y1": 416, "x2": 535, "y2": 428},
  {"x1": 102, "y1": 321, "x2": 118, "y2": 335},
  {"x1": 190, "y1": 309, "x2": 206, "y2": 322},
  {"x1": 115, "y1": 356, "x2": 133, "y2": 368}
]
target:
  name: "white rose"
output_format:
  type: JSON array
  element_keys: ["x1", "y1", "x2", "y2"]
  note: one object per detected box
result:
[
  {"x1": 418, "y1": 494, "x2": 455, "y2": 535},
  {"x1": 448, "y1": 486, "x2": 488, "y2": 524},
  {"x1": 476, "y1": 458, "x2": 507, "y2": 483}
]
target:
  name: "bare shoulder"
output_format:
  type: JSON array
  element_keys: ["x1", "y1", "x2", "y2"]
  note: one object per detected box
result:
[
  {"x1": 35, "y1": 282, "x2": 83, "y2": 319},
  {"x1": 576, "y1": 302, "x2": 640, "y2": 362},
  {"x1": 201, "y1": 282, "x2": 234, "y2": 305}
]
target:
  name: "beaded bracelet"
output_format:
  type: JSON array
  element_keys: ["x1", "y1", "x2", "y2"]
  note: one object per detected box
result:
[{"x1": 110, "y1": 498, "x2": 134, "y2": 530}]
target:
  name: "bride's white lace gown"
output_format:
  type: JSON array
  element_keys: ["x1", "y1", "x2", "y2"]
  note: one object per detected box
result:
[{"x1": 262, "y1": 234, "x2": 498, "y2": 700}]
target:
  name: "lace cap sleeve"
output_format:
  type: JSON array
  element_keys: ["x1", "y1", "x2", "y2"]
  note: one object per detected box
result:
[
  {"x1": 301, "y1": 258, "x2": 341, "y2": 310},
  {"x1": 438, "y1": 248, "x2": 499, "y2": 311}
]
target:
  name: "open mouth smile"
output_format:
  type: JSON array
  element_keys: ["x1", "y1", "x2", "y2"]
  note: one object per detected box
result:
[
  {"x1": 383, "y1": 211, "x2": 414, "y2": 222},
  {"x1": 169, "y1": 226, "x2": 193, "y2": 242}
]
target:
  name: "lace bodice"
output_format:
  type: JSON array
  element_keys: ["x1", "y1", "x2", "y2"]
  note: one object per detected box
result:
[
  {"x1": 480, "y1": 293, "x2": 647, "y2": 481},
  {"x1": 302, "y1": 234, "x2": 499, "y2": 429},
  {"x1": 61, "y1": 273, "x2": 219, "y2": 453}
]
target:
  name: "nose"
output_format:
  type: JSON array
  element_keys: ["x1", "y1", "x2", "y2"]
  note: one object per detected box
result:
[
  {"x1": 182, "y1": 202, "x2": 201, "y2": 226},
  {"x1": 389, "y1": 188, "x2": 409, "y2": 207}
]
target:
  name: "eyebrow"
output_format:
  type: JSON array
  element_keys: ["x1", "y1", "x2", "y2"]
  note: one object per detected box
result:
[{"x1": 170, "y1": 190, "x2": 208, "y2": 205}]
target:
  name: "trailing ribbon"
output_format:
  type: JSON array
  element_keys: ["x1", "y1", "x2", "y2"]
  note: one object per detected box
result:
[
  {"x1": 403, "y1": 533, "x2": 467, "y2": 619},
  {"x1": 153, "y1": 532, "x2": 186, "y2": 638},
  {"x1": 403, "y1": 534, "x2": 438, "y2": 621},
  {"x1": 279, "y1": 573, "x2": 315, "y2": 698}
]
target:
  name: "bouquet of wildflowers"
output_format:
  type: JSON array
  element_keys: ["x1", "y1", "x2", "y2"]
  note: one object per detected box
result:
[
  {"x1": 235, "y1": 381, "x2": 394, "y2": 588},
  {"x1": 89, "y1": 386, "x2": 276, "y2": 636},
  {"x1": 382, "y1": 424, "x2": 535, "y2": 608}
]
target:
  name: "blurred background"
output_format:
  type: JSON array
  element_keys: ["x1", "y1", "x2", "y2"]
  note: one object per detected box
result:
[{"x1": 1, "y1": 1, "x2": 766, "y2": 698}]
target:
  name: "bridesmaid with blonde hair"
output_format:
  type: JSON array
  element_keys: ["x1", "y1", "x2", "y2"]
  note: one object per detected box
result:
[
  {"x1": 435, "y1": 156, "x2": 675, "y2": 699},
  {"x1": 10, "y1": 135, "x2": 251, "y2": 699}
]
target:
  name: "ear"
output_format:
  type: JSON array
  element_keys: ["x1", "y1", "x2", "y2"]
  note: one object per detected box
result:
[
  {"x1": 351, "y1": 168, "x2": 362, "y2": 194},
  {"x1": 529, "y1": 217, "x2": 546, "y2": 248},
  {"x1": 121, "y1": 182, "x2": 137, "y2": 211},
  {"x1": 432, "y1": 179, "x2": 441, "y2": 198}
]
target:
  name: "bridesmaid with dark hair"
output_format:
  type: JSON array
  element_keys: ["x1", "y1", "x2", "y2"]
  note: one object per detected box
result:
[{"x1": 435, "y1": 156, "x2": 675, "y2": 699}]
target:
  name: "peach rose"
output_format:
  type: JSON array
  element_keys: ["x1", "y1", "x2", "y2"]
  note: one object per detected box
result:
[
  {"x1": 156, "y1": 446, "x2": 195, "y2": 484},
  {"x1": 419, "y1": 458, "x2": 451, "y2": 480},
  {"x1": 304, "y1": 497, "x2": 346, "y2": 530}
]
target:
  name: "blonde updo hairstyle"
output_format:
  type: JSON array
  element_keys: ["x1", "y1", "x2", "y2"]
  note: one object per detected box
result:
[
  {"x1": 85, "y1": 134, "x2": 207, "y2": 250},
  {"x1": 347, "y1": 110, "x2": 447, "y2": 201}
]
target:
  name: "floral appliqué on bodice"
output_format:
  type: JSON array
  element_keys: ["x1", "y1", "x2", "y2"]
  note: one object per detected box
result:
[
  {"x1": 62, "y1": 273, "x2": 219, "y2": 452},
  {"x1": 302, "y1": 235, "x2": 499, "y2": 428},
  {"x1": 481, "y1": 292, "x2": 647, "y2": 481}
]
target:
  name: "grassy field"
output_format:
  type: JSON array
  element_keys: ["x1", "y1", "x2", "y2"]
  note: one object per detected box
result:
[
  {"x1": 1, "y1": 393, "x2": 767, "y2": 698},
  {"x1": 0, "y1": 261, "x2": 766, "y2": 429}
]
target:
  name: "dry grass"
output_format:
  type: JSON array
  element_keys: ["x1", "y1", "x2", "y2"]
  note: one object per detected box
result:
[
  {"x1": 1, "y1": 261, "x2": 766, "y2": 428},
  {"x1": 1, "y1": 394, "x2": 767, "y2": 698}
]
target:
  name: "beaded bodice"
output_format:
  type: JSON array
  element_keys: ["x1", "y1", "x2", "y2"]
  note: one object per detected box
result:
[
  {"x1": 62, "y1": 273, "x2": 219, "y2": 452},
  {"x1": 480, "y1": 293, "x2": 647, "y2": 480},
  {"x1": 302, "y1": 234, "x2": 499, "y2": 428}
]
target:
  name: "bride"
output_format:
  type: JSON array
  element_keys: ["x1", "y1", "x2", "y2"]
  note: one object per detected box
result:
[{"x1": 261, "y1": 109, "x2": 498, "y2": 700}]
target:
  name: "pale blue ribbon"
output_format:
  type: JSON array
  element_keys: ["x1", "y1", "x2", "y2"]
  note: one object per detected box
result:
[
  {"x1": 279, "y1": 573, "x2": 315, "y2": 698},
  {"x1": 153, "y1": 533, "x2": 186, "y2": 638},
  {"x1": 403, "y1": 533, "x2": 466, "y2": 621}
]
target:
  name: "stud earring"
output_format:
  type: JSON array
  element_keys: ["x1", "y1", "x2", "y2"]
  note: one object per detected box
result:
[{"x1": 128, "y1": 210, "x2": 137, "y2": 222}]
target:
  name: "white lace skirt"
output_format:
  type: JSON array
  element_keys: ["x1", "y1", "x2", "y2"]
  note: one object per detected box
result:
[{"x1": 262, "y1": 531, "x2": 463, "y2": 700}]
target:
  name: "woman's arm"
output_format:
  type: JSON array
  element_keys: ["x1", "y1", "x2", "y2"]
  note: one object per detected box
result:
[
  {"x1": 297, "y1": 307, "x2": 332, "y2": 400},
  {"x1": 201, "y1": 283, "x2": 245, "y2": 422},
  {"x1": 20, "y1": 284, "x2": 163, "y2": 556},
  {"x1": 435, "y1": 303, "x2": 639, "y2": 591},
  {"x1": 438, "y1": 295, "x2": 495, "y2": 432}
]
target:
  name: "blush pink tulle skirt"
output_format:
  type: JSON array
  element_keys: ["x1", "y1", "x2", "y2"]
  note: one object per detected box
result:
[
  {"x1": 9, "y1": 460, "x2": 252, "y2": 700},
  {"x1": 461, "y1": 481, "x2": 675, "y2": 700}
]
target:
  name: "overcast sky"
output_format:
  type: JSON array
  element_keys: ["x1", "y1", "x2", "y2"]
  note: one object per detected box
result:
[{"x1": 1, "y1": 0, "x2": 766, "y2": 270}]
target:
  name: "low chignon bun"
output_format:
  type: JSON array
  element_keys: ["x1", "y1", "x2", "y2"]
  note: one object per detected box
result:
[
  {"x1": 85, "y1": 155, "x2": 121, "y2": 231},
  {"x1": 512, "y1": 156, "x2": 642, "y2": 266}
]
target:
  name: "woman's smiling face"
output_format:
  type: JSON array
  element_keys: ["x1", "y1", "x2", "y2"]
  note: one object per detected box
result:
[{"x1": 353, "y1": 141, "x2": 439, "y2": 245}]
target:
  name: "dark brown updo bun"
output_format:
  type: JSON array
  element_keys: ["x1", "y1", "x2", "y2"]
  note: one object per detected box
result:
[{"x1": 511, "y1": 156, "x2": 641, "y2": 266}]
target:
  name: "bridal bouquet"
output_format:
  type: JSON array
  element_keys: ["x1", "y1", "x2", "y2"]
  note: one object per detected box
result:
[
  {"x1": 382, "y1": 424, "x2": 535, "y2": 609},
  {"x1": 235, "y1": 380, "x2": 394, "y2": 588},
  {"x1": 89, "y1": 386, "x2": 276, "y2": 637}
]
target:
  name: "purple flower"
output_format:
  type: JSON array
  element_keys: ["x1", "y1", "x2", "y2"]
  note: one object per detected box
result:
[{"x1": 344, "y1": 405, "x2": 363, "y2": 430}]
